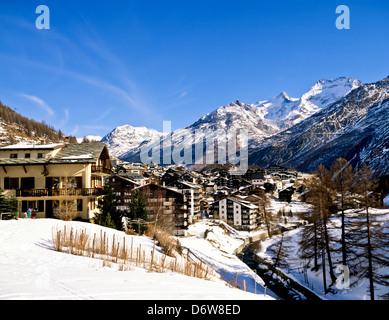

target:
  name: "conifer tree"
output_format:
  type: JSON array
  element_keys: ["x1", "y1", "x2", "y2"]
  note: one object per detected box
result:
[
  {"x1": 128, "y1": 189, "x2": 148, "y2": 235},
  {"x1": 96, "y1": 185, "x2": 122, "y2": 230},
  {"x1": 0, "y1": 188, "x2": 18, "y2": 219}
]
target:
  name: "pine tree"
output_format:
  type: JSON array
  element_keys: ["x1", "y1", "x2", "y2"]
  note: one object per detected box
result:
[
  {"x1": 96, "y1": 185, "x2": 122, "y2": 230},
  {"x1": 128, "y1": 189, "x2": 148, "y2": 235},
  {"x1": 0, "y1": 188, "x2": 18, "y2": 219},
  {"x1": 0, "y1": 188, "x2": 9, "y2": 213}
]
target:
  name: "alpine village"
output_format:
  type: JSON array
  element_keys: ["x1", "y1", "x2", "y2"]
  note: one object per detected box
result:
[{"x1": 1, "y1": 93, "x2": 389, "y2": 301}]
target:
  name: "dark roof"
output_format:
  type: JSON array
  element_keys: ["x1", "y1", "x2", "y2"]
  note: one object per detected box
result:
[{"x1": 251, "y1": 172, "x2": 265, "y2": 179}]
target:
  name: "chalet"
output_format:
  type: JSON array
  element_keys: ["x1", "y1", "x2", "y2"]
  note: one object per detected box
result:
[
  {"x1": 121, "y1": 163, "x2": 146, "y2": 175},
  {"x1": 205, "y1": 182, "x2": 217, "y2": 195},
  {"x1": 107, "y1": 174, "x2": 139, "y2": 213},
  {"x1": 214, "y1": 176, "x2": 228, "y2": 187},
  {"x1": 241, "y1": 168, "x2": 267, "y2": 181},
  {"x1": 125, "y1": 172, "x2": 146, "y2": 185},
  {"x1": 131, "y1": 183, "x2": 189, "y2": 236},
  {"x1": 160, "y1": 169, "x2": 181, "y2": 186},
  {"x1": 251, "y1": 172, "x2": 266, "y2": 186},
  {"x1": 0, "y1": 143, "x2": 112, "y2": 220},
  {"x1": 278, "y1": 187, "x2": 295, "y2": 203}
]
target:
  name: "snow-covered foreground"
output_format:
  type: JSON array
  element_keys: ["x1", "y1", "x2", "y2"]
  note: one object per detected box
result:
[
  {"x1": 0, "y1": 219, "x2": 273, "y2": 300},
  {"x1": 179, "y1": 220, "x2": 277, "y2": 299}
]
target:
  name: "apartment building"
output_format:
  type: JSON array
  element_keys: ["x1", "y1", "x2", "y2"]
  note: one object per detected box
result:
[
  {"x1": 167, "y1": 180, "x2": 201, "y2": 223},
  {"x1": 0, "y1": 143, "x2": 112, "y2": 220},
  {"x1": 210, "y1": 196, "x2": 259, "y2": 231}
]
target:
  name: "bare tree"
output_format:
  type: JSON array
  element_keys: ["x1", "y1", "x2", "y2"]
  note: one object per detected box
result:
[
  {"x1": 269, "y1": 232, "x2": 292, "y2": 278},
  {"x1": 348, "y1": 163, "x2": 389, "y2": 300},
  {"x1": 330, "y1": 158, "x2": 356, "y2": 266},
  {"x1": 301, "y1": 165, "x2": 337, "y2": 294},
  {"x1": 258, "y1": 189, "x2": 277, "y2": 238},
  {"x1": 53, "y1": 168, "x2": 80, "y2": 221}
]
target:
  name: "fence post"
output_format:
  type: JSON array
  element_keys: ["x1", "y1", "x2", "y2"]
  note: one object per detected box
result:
[{"x1": 254, "y1": 269, "x2": 257, "y2": 294}]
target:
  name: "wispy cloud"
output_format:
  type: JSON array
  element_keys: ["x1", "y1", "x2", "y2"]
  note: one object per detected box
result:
[
  {"x1": 56, "y1": 109, "x2": 70, "y2": 129},
  {"x1": 0, "y1": 13, "x2": 161, "y2": 135},
  {"x1": 94, "y1": 108, "x2": 113, "y2": 122},
  {"x1": 20, "y1": 93, "x2": 55, "y2": 117}
]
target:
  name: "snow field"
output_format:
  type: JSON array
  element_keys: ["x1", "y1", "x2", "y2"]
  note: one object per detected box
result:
[{"x1": 0, "y1": 219, "x2": 273, "y2": 300}]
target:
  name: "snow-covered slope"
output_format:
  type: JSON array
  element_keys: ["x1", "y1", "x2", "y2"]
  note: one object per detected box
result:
[
  {"x1": 257, "y1": 208, "x2": 389, "y2": 300},
  {"x1": 101, "y1": 124, "x2": 163, "y2": 158},
  {"x1": 249, "y1": 76, "x2": 389, "y2": 174},
  {"x1": 0, "y1": 119, "x2": 47, "y2": 146},
  {"x1": 0, "y1": 219, "x2": 272, "y2": 300}
]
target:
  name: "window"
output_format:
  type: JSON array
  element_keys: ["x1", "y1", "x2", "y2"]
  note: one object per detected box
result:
[
  {"x1": 4, "y1": 177, "x2": 19, "y2": 190},
  {"x1": 37, "y1": 153, "x2": 45, "y2": 158},
  {"x1": 90, "y1": 198, "x2": 96, "y2": 210},
  {"x1": 25, "y1": 153, "x2": 31, "y2": 158},
  {"x1": 10, "y1": 154, "x2": 18, "y2": 159}
]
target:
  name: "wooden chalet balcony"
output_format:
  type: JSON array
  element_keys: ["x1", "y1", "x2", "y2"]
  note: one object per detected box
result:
[
  {"x1": 91, "y1": 165, "x2": 112, "y2": 174},
  {"x1": 16, "y1": 188, "x2": 104, "y2": 197}
]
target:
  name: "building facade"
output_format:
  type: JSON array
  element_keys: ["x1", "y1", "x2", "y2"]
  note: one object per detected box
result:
[
  {"x1": 210, "y1": 196, "x2": 259, "y2": 231},
  {"x1": 131, "y1": 183, "x2": 189, "y2": 236},
  {"x1": 0, "y1": 143, "x2": 112, "y2": 220}
]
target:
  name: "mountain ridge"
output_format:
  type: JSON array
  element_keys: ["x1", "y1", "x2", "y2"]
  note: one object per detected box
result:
[{"x1": 102, "y1": 76, "x2": 370, "y2": 170}]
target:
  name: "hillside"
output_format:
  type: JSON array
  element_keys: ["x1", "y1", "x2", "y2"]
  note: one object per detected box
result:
[
  {"x1": 0, "y1": 100, "x2": 77, "y2": 146},
  {"x1": 0, "y1": 219, "x2": 273, "y2": 300}
]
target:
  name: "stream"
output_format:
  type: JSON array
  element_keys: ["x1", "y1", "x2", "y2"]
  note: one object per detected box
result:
[{"x1": 237, "y1": 242, "x2": 321, "y2": 301}]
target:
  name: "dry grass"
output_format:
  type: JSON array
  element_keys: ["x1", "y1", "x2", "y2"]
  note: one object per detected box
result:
[{"x1": 52, "y1": 225, "x2": 217, "y2": 281}]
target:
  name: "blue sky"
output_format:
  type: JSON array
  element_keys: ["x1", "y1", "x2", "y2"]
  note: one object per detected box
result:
[{"x1": 0, "y1": 0, "x2": 388, "y2": 138}]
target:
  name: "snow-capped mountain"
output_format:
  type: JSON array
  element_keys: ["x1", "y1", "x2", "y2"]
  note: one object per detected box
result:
[
  {"x1": 101, "y1": 125, "x2": 163, "y2": 158},
  {"x1": 249, "y1": 76, "x2": 389, "y2": 175},
  {"x1": 102, "y1": 76, "x2": 362, "y2": 165},
  {"x1": 254, "y1": 77, "x2": 362, "y2": 131},
  {"x1": 101, "y1": 76, "x2": 389, "y2": 176}
]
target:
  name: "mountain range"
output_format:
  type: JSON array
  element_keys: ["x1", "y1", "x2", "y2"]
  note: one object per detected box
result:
[
  {"x1": 101, "y1": 76, "x2": 389, "y2": 176},
  {"x1": 1, "y1": 75, "x2": 387, "y2": 176}
]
